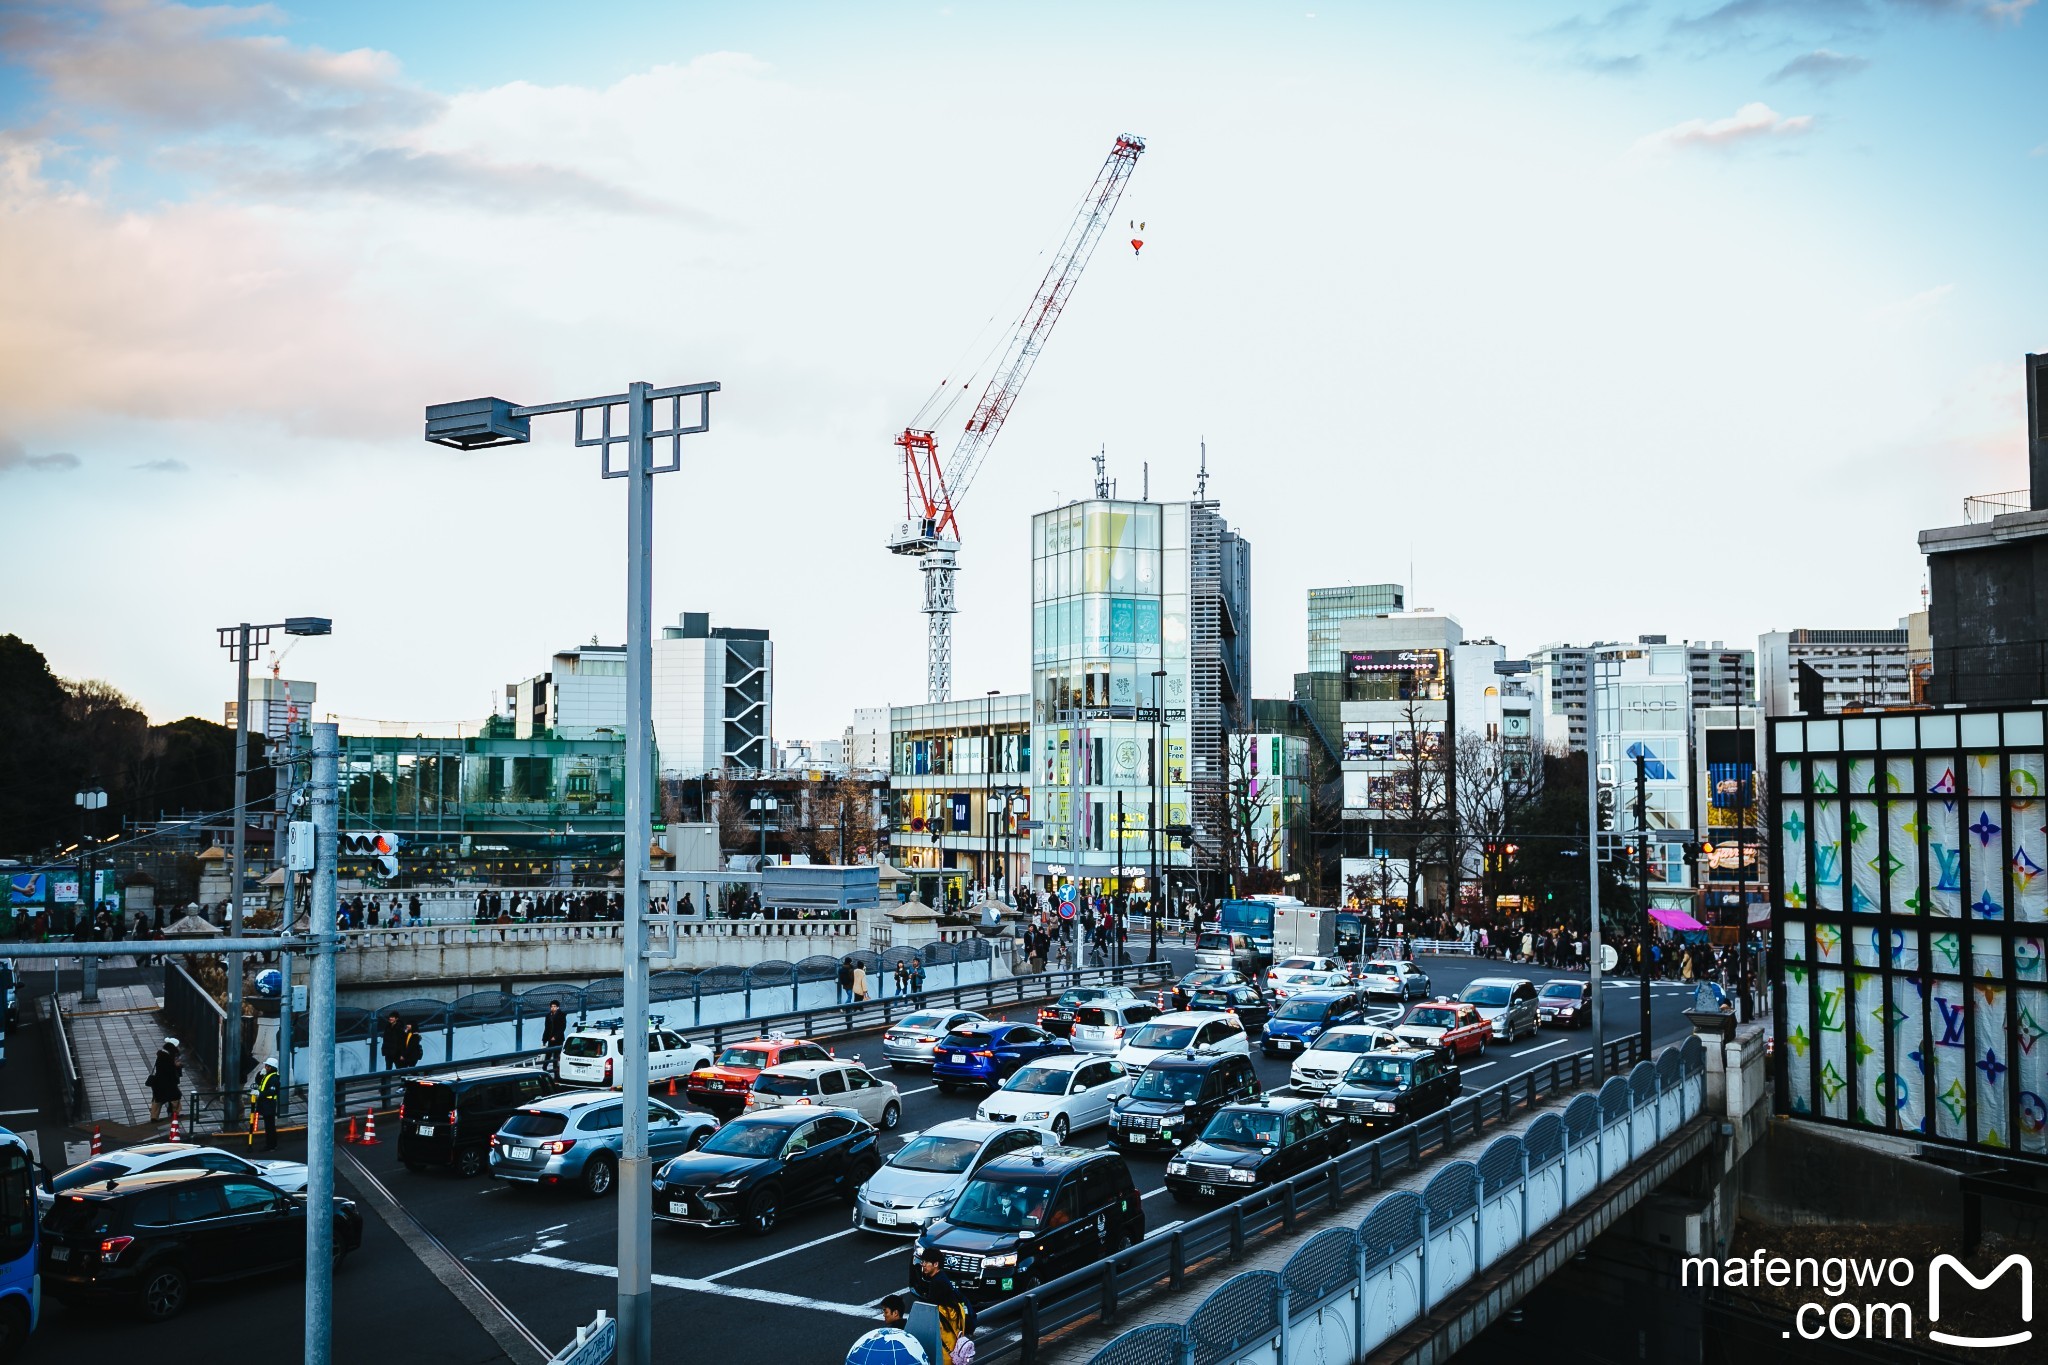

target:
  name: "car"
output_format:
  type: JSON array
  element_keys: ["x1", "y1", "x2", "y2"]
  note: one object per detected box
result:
[
  {"x1": 43, "y1": 1143, "x2": 308, "y2": 1214},
  {"x1": 1185, "y1": 983, "x2": 1270, "y2": 1034},
  {"x1": 1269, "y1": 968, "x2": 1352, "y2": 1002},
  {"x1": 746, "y1": 1060, "x2": 904, "y2": 1130},
  {"x1": 1260, "y1": 989, "x2": 1366, "y2": 1057},
  {"x1": 489, "y1": 1091, "x2": 715, "y2": 1197},
  {"x1": 913, "y1": 1146, "x2": 1145, "y2": 1300},
  {"x1": 398, "y1": 1065, "x2": 553, "y2": 1177},
  {"x1": 974, "y1": 1055, "x2": 1131, "y2": 1142},
  {"x1": 1537, "y1": 979, "x2": 1591, "y2": 1028},
  {"x1": 1356, "y1": 959, "x2": 1432, "y2": 1001},
  {"x1": 687, "y1": 1037, "x2": 834, "y2": 1115},
  {"x1": 39, "y1": 1168, "x2": 362, "y2": 1322},
  {"x1": 1036, "y1": 986, "x2": 1140, "y2": 1038},
  {"x1": 1107, "y1": 1049, "x2": 1262, "y2": 1154},
  {"x1": 1460, "y1": 977, "x2": 1542, "y2": 1041},
  {"x1": 1158, "y1": 969, "x2": 1255, "y2": 1013},
  {"x1": 1393, "y1": 1000, "x2": 1492, "y2": 1058},
  {"x1": 1115, "y1": 1011, "x2": 1250, "y2": 1073},
  {"x1": 655, "y1": 1107, "x2": 880, "y2": 1235},
  {"x1": 1318, "y1": 1047, "x2": 1462, "y2": 1133},
  {"x1": 1288, "y1": 1024, "x2": 1402, "y2": 1095},
  {"x1": 933, "y1": 1022, "x2": 1070, "y2": 1092},
  {"x1": 881, "y1": 1010, "x2": 995, "y2": 1069},
  {"x1": 1193, "y1": 930, "x2": 1266, "y2": 976},
  {"x1": 852, "y1": 1120, "x2": 1048, "y2": 1237},
  {"x1": 1265, "y1": 956, "x2": 1344, "y2": 996},
  {"x1": 1163, "y1": 1096, "x2": 1349, "y2": 1203},
  {"x1": 1069, "y1": 1000, "x2": 1161, "y2": 1054},
  {"x1": 556, "y1": 1016, "x2": 713, "y2": 1090}
]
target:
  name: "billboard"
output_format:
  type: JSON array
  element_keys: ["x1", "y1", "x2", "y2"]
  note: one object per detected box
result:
[
  {"x1": 1771, "y1": 708, "x2": 2048, "y2": 1158},
  {"x1": 1346, "y1": 649, "x2": 1444, "y2": 678}
]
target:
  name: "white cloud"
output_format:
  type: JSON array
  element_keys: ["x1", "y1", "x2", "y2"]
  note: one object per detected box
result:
[
  {"x1": 1767, "y1": 48, "x2": 1872, "y2": 84},
  {"x1": 0, "y1": 433, "x2": 79, "y2": 472},
  {"x1": 1635, "y1": 101, "x2": 1815, "y2": 153}
]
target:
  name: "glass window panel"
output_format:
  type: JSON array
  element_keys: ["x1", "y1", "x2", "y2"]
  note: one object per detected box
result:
[
  {"x1": 1972, "y1": 981, "x2": 2008, "y2": 1146},
  {"x1": 2006, "y1": 710, "x2": 2046, "y2": 748},
  {"x1": 1928, "y1": 975, "x2": 1971, "y2": 1142},
  {"x1": 1880, "y1": 715, "x2": 1917, "y2": 750},
  {"x1": 1812, "y1": 796, "x2": 1844, "y2": 913},
  {"x1": 1808, "y1": 721, "x2": 1840, "y2": 752},
  {"x1": 1843, "y1": 717, "x2": 1878, "y2": 750},
  {"x1": 1884, "y1": 974, "x2": 1926, "y2": 1136},
  {"x1": 1921, "y1": 714, "x2": 1957, "y2": 749},
  {"x1": 1965, "y1": 795, "x2": 2005, "y2": 921},
  {"x1": 2016, "y1": 985, "x2": 2047, "y2": 1154},
  {"x1": 1815, "y1": 966, "x2": 1849, "y2": 1121},
  {"x1": 1849, "y1": 799, "x2": 1880, "y2": 914},
  {"x1": 1960, "y1": 712, "x2": 2000, "y2": 748},
  {"x1": 1775, "y1": 720, "x2": 1805, "y2": 754}
]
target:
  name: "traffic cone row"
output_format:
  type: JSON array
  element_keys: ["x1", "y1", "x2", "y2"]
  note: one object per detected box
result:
[{"x1": 90, "y1": 1126, "x2": 102, "y2": 1157}]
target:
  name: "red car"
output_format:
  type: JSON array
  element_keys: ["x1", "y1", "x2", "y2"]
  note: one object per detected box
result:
[
  {"x1": 1391, "y1": 999, "x2": 1491, "y2": 1059},
  {"x1": 685, "y1": 1037, "x2": 831, "y2": 1114}
]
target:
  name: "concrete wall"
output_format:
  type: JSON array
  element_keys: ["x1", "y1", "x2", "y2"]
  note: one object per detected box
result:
[{"x1": 327, "y1": 920, "x2": 866, "y2": 988}]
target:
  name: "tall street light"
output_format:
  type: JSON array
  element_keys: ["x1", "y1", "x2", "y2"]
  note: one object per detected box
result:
[
  {"x1": 752, "y1": 793, "x2": 780, "y2": 883},
  {"x1": 986, "y1": 690, "x2": 1000, "y2": 903},
  {"x1": 1151, "y1": 668, "x2": 1166, "y2": 956},
  {"x1": 74, "y1": 787, "x2": 107, "y2": 1004},
  {"x1": 426, "y1": 379, "x2": 719, "y2": 1365},
  {"x1": 218, "y1": 615, "x2": 330, "y2": 1121}
]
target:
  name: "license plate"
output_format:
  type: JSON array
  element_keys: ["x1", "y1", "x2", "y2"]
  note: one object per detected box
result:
[
  {"x1": 1198, "y1": 1184, "x2": 1216, "y2": 1196},
  {"x1": 416, "y1": 1123, "x2": 435, "y2": 1136},
  {"x1": 669, "y1": 1201, "x2": 687, "y2": 1215},
  {"x1": 1126, "y1": 1132, "x2": 1147, "y2": 1143},
  {"x1": 48, "y1": 1246, "x2": 68, "y2": 1262},
  {"x1": 877, "y1": 1210, "x2": 899, "y2": 1226},
  {"x1": 507, "y1": 1146, "x2": 531, "y2": 1160},
  {"x1": 1277, "y1": 1039, "x2": 1297, "y2": 1049},
  {"x1": 706, "y1": 1080, "x2": 725, "y2": 1090}
]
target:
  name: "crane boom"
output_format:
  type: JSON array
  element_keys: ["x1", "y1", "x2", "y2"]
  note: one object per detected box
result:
[{"x1": 888, "y1": 132, "x2": 1147, "y2": 703}]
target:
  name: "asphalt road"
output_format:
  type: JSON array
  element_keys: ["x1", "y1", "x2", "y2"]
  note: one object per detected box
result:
[{"x1": 22, "y1": 953, "x2": 1705, "y2": 1365}]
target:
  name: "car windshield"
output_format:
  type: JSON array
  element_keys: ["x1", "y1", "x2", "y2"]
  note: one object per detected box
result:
[
  {"x1": 1539, "y1": 983, "x2": 1584, "y2": 1000},
  {"x1": 949, "y1": 1176, "x2": 1058, "y2": 1231},
  {"x1": 1196, "y1": 933, "x2": 1230, "y2": 951},
  {"x1": 562, "y1": 1037, "x2": 608, "y2": 1058},
  {"x1": 1057, "y1": 988, "x2": 1107, "y2": 1008},
  {"x1": 1202, "y1": 1111, "x2": 1282, "y2": 1145},
  {"x1": 1187, "y1": 992, "x2": 1234, "y2": 1011},
  {"x1": 42, "y1": 1196, "x2": 119, "y2": 1237},
  {"x1": 500, "y1": 1111, "x2": 569, "y2": 1138},
  {"x1": 898, "y1": 1014, "x2": 951, "y2": 1032},
  {"x1": 1003, "y1": 1066, "x2": 1071, "y2": 1096},
  {"x1": 1406, "y1": 1007, "x2": 1456, "y2": 1028},
  {"x1": 1128, "y1": 1023, "x2": 1197, "y2": 1051},
  {"x1": 1346, "y1": 1057, "x2": 1412, "y2": 1087},
  {"x1": 889, "y1": 1134, "x2": 982, "y2": 1174},
  {"x1": 1275, "y1": 998, "x2": 1333, "y2": 1022},
  {"x1": 751, "y1": 1073, "x2": 814, "y2": 1096},
  {"x1": 716, "y1": 1045, "x2": 773, "y2": 1068},
  {"x1": 1315, "y1": 1033, "x2": 1385, "y2": 1055},
  {"x1": 51, "y1": 1159, "x2": 133, "y2": 1193},
  {"x1": 697, "y1": 1122, "x2": 790, "y2": 1158},
  {"x1": 1275, "y1": 958, "x2": 1319, "y2": 972},
  {"x1": 1463, "y1": 985, "x2": 1512, "y2": 1007},
  {"x1": 1130, "y1": 1068, "x2": 1204, "y2": 1102},
  {"x1": 947, "y1": 1031, "x2": 995, "y2": 1049},
  {"x1": 1074, "y1": 1008, "x2": 1113, "y2": 1027},
  {"x1": 1364, "y1": 962, "x2": 1401, "y2": 975},
  {"x1": 1180, "y1": 970, "x2": 1230, "y2": 988}
]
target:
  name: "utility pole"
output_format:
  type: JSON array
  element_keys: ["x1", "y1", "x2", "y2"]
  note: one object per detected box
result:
[
  {"x1": 305, "y1": 721, "x2": 339, "y2": 1365},
  {"x1": 227, "y1": 622, "x2": 253, "y2": 1122},
  {"x1": 1635, "y1": 751, "x2": 1652, "y2": 1051},
  {"x1": 1584, "y1": 663, "x2": 1605, "y2": 1073},
  {"x1": 1734, "y1": 672, "x2": 1752, "y2": 1023}
]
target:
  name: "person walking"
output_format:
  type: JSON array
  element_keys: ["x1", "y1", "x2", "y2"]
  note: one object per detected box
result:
[
  {"x1": 852, "y1": 959, "x2": 870, "y2": 1003},
  {"x1": 837, "y1": 957, "x2": 857, "y2": 1005},
  {"x1": 541, "y1": 1001, "x2": 568, "y2": 1060},
  {"x1": 909, "y1": 956, "x2": 926, "y2": 994},
  {"x1": 146, "y1": 1037, "x2": 183, "y2": 1125},
  {"x1": 249, "y1": 1057, "x2": 281, "y2": 1151},
  {"x1": 399, "y1": 1022, "x2": 425, "y2": 1069},
  {"x1": 911, "y1": 1246, "x2": 977, "y2": 1363},
  {"x1": 380, "y1": 1011, "x2": 406, "y2": 1070}
]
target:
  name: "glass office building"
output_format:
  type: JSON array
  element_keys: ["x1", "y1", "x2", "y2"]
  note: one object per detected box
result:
[{"x1": 1307, "y1": 584, "x2": 1404, "y2": 674}]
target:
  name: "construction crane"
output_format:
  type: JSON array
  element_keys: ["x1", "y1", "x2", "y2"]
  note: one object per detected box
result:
[{"x1": 888, "y1": 132, "x2": 1146, "y2": 703}]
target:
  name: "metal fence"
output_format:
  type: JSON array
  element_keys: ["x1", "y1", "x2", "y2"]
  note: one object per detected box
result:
[
  {"x1": 163, "y1": 962, "x2": 229, "y2": 1090},
  {"x1": 40, "y1": 995, "x2": 84, "y2": 1121},
  {"x1": 965, "y1": 1034, "x2": 1704, "y2": 1365}
]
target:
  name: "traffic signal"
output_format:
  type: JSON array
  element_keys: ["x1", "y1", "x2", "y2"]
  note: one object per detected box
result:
[
  {"x1": 340, "y1": 832, "x2": 401, "y2": 878},
  {"x1": 1597, "y1": 784, "x2": 1616, "y2": 831}
]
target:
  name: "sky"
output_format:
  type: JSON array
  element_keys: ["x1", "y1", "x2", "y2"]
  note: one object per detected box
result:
[{"x1": 1, "y1": 0, "x2": 2044, "y2": 741}]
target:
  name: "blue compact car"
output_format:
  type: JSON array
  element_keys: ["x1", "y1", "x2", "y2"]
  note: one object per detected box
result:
[
  {"x1": 932, "y1": 1022, "x2": 1071, "y2": 1092},
  {"x1": 1260, "y1": 989, "x2": 1366, "y2": 1058}
]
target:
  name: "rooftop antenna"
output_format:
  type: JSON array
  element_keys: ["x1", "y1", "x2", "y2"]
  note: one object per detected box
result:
[
  {"x1": 1142, "y1": 461, "x2": 1149, "y2": 501},
  {"x1": 1093, "y1": 444, "x2": 1111, "y2": 499},
  {"x1": 1195, "y1": 439, "x2": 1209, "y2": 500}
]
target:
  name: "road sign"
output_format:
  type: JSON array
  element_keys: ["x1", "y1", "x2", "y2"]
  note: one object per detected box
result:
[
  {"x1": 1652, "y1": 829, "x2": 1697, "y2": 844},
  {"x1": 549, "y1": 1311, "x2": 615, "y2": 1365},
  {"x1": 1058, "y1": 897, "x2": 1077, "y2": 921},
  {"x1": 1599, "y1": 943, "x2": 1619, "y2": 972}
]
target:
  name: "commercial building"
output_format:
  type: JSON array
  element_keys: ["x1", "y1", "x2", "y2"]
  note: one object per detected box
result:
[
  {"x1": 1593, "y1": 642, "x2": 1699, "y2": 906},
  {"x1": 1757, "y1": 620, "x2": 1930, "y2": 716},
  {"x1": 844, "y1": 707, "x2": 891, "y2": 772},
  {"x1": 1028, "y1": 496, "x2": 1250, "y2": 896},
  {"x1": 1531, "y1": 638, "x2": 1755, "y2": 752},
  {"x1": 1224, "y1": 731, "x2": 1310, "y2": 874},
  {"x1": 775, "y1": 738, "x2": 846, "y2": 772},
  {"x1": 225, "y1": 677, "x2": 317, "y2": 745},
  {"x1": 889, "y1": 693, "x2": 1030, "y2": 903},
  {"x1": 1305, "y1": 583, "x2": 1404, "y2": 674}
]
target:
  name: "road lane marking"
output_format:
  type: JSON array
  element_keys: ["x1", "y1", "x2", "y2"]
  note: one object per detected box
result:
[
  {"x1": 867, "y1": 1242, "x2": 916, "y2": 1263},
  {"x1": 1461, "y1": 1062, "x2": 1496, "y2": 1073},
  {"x1": 507, "y1": 1251, "x2": 879, "y2": 1320},
  {"x1": 1506, "y1": 1039, "x2": 1568, "y2": 1057},
  {"x1": 1141, "y1": 1186, "x2": 1172, "y2": 1200},
  {"x1": 702, "y1": 1225, "x2": 861, "y2": 1282},
  {"x1": 900, "y1": 1085, "x2": 938, "y2": 1096}
]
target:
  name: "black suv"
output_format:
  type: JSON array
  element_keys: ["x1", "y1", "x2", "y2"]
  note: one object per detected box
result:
[
  {"x1": 913, "y1": 1146, "x2": 1144, "y2": 1300},
  {"x1": 1164, "y1": 1096, "x2": 1348, "y2": 1203},
  {"x1": 40, "y1": 1169, "x2": 363, "y2": 1321},
  {"x1": 1106, "y1": 1050, "x2": 1261, "y2": 1155},
  {"x1": 400, "y1": 1065, "x2": 553, "y2": 1177},
  {"x1": 653, "y1": 1108, "x2": 880, "y2": 1236},
  {"x1": 1318, "y1": 1047, "x2": 1462, "y2": 1134}
]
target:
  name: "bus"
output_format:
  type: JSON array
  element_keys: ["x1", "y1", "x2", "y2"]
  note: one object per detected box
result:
[{"x1": 0, "y1": 1127, "x2": 36, "y2": 1358}]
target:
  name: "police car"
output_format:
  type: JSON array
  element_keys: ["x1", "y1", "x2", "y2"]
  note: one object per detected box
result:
[{"x1": 557, "y1": 1014, "x2": 713, "y2": 1090}]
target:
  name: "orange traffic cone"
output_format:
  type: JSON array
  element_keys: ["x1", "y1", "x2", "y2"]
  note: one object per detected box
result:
[
  {"x1": 344, "y1": 1114, "x2": 358, "y2": 1145},
  {"x1": 90, "y1": 1126, "x2": 102, "y2": 1156},
  {"x1": 361, "y1": 1107, "x2": 380, "y2": 1145},
  {"x1": 667, "y1": 1076, "x2": 677, "y2": 1097},
  {"x1": 168, "y1": 1114, "x2": 180, "y2": 1143}
]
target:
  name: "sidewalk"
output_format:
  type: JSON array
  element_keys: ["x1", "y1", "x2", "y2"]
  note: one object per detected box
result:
[{"x1": 61, "y1": 981, "x2": 172, "y2": 1128}]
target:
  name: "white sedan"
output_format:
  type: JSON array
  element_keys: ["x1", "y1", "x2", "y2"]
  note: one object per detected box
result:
[
  {"x1": 1114, "y1": 1011, "x2": 1253, "y2": 1073},
  {"x1": 1270, "y1": 968, "x2": 1353, "y2": 1002},
  {"x1": 1288, "y1": 1024, "x2": 1401, "y2": 1094},
  {"x1": 1266, "y1": 956, "x2": 1344, "y2": 994},
  {"x1": 974, "y1": 1055, "x2": 1130, "y2": 1143},
  {"x1": 43, "y1": 1142, "x2": 307, "y2": 1210}
]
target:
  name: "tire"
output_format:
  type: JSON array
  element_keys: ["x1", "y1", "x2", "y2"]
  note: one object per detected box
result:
[
  {"x1": 136, "y1": 1262, "x2": 188, "y2": 1322},
  {"x1": 747, "y1": 1187, "x2": 780, "y2": 1236},
  {"x1": 1050, "y1": 1114, "x2": 1070, "y2": 1143},
  {"x1": 581, "y1": 1154, "x2": 616, "y2": 1199},
  {"x1": 455, "y1": 1147, "x2": 485, "y2": 1179},
  {"x1": 881, "y1": 1101, "x2": 902, "y2": 1131},
  {"x1": 685, "y1": 1126, "x2": 711, "y2": 1151}
]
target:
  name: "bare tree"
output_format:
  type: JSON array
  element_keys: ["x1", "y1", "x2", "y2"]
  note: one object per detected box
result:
[
  {"x1": 1221, "y1": 735, "x2": 1287, "y2": 893},
  {"x1": 710, "y1": 771, "x2": 751, "y2": 853},
  {"x1": 1454, "y1": 727, "x2": 1542, "y2": 919}
]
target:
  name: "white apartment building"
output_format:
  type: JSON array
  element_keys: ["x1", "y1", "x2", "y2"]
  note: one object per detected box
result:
[
  {"x1": 225, "y1": 677, "x2": 317, "y2": 744},
  {"x1": 845, "y1": 706, "x2": 891, "y2": 772},
  {"x1": 1758, "y1": 617, "x2": 1928, "y2": 716},
  {"x1": 1532, "y1": 638, "x2": 1754, "y2": 752}
]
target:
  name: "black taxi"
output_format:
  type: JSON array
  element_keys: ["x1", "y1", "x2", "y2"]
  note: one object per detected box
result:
[
  {"x1": 1317, "y1": 1046, "x2": 1461, "y2": 1134},
  {"x1": 1163, "y1": 1096, "x2": 1347, "y2": 1203},
  {"x1": 911, "y1": 1146, "x2": 1144, "y2": 1300}
]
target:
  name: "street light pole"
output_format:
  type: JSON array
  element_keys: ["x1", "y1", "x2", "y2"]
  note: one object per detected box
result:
[
  {"x1": 305, "y1": 722, "x2": 339, "y2": 1365},
  {"x1": 1585, "y1": 656, "x2": 1606, "y2": 1074},
  {"x1": 986, "y1": 690, "x2": 999, "y2": 901},
  {"x1": 1635, "y1": 751, "x2": 1652, "y2": 1051},
  {"x1": 1151, "y1": 669, "x2": 1165, "y2": 959}
]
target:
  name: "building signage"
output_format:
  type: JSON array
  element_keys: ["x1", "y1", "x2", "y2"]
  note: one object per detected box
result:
[{"x1": 1347, "y1": 649, "x2": 1444, "y2": 678}]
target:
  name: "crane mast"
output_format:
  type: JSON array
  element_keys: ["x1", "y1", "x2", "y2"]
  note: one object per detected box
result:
[{"x1": 889, "y1": 133, "x2": 1146, "y2": 703}]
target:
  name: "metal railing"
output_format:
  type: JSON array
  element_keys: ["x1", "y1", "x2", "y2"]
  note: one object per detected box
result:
[
  {"x1": 42, "y1": 995, "x2": 84, "y2": 1121},
  {"x1": 971, "y1": 1034, "x2": 1652, "y2": 1364},
  {"x1": 1964, "y1": 488, "x2": 2031, "y2": 523},
  {"x1": 163, "y1": 962, "x2": 230, "y2": 1091},
  {"x1": 325, "y1": 958, "x2": 1177, "y2": 1116}
]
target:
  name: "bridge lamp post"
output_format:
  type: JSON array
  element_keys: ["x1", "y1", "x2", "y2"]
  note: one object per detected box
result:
[{"x1": 425, "y1": 381, "x2": 720, "y2": 1365}]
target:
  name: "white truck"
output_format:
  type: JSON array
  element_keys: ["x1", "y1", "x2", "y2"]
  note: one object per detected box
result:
[{"x1": 1272, "y1": 905, "x2": 1337, "y2": 960}]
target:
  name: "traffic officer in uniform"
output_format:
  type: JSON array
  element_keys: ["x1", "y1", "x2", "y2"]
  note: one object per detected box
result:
[{"x1": 250, "y1": 1056, "x2": 281, "y2": 1151}]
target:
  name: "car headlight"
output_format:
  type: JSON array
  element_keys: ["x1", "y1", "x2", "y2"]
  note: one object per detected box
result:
[
  {"x1": 1228, "y1": 1169, "x2": 1257, "y2": 1183},
  {"x1": 1372, "y1": 1101, "x2": 1397, "y2": 1114},
  {"x1": 1166, "y1": 1160, "x2": 1189, "y2": 1175},
  {"x1": 974, "y1": 1109, "x2": 989, "y2": 1122},
  {"x1": 983, "y1": 1252, "x2": 1019, "y2": 1271},
  {"x1": 919, "y1": 1191, "x2": 952, "y2": 1209},
  {"x1": 855, "y1": 1182, "x2": 869, "y2": 1201},
  {"x1": 709, "y1": 1177, "x2": 746, "y2": 1191},
  {"x1": 1023, "y1": 1111, "x2": 1051, "y2": 1122},
  {"x1": 1305, "y1": 1026, "x2": 1323, "y2": 1037}
]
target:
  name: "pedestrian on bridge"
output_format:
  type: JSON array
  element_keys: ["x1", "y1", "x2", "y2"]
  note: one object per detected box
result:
[
  {"x1": 146, "y1": 1037, "x2": 182, "y2": 1125},
  {"x1": 380, "y1": 1012, "x2": 406, "y2": 1070},
  {"x1": 541, "y1": 1002, "x2": 568, "y2": 1058}
]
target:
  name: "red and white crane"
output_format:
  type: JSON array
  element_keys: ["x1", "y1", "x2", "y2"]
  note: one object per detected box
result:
[{"x1": 888, "y1": 133, "x2": 1146, "y2": 703}]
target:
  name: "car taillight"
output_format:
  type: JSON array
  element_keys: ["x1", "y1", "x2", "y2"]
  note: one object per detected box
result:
[
  {"x1": 99, "y1": 1236, "x2": 134, "y2": 1261},
  {"x1": 545, "y1": 1140, "x2": 573, "y2": 1155},
  {"x1": 745, "y1": 1093, "x2": 758, "y2": 1107},
  {"x1": 490, "y1": 1135, "x2": 500, "y2": 1147},
  {"x1": 449, "y1": 1109, "x2": 459, "y2": 1127},
  {"x1": 916, "y1": 1035, "x2": 935, "y2": 1043},
  {"x1": 604, "y1": 1059, "x2": 614, "y2": 1084},
  {"x1": 1110, "y1": 1028, "x2": 1124, "y2": 1039},
  {"x1": 973, "y1": 1050, "x2": 994, "y2": 1059}
]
